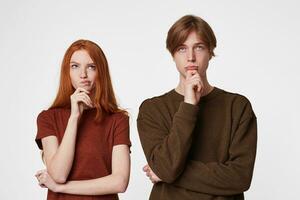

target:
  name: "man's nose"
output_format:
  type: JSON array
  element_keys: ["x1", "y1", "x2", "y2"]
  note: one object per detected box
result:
[{"x1": 187, "y1": 49, "x2": 195, "y2": 62}]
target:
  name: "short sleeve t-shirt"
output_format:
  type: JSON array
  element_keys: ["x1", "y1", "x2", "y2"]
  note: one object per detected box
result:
[{"x1": 35, "y1": 108, "x2": 131, "y2": 200}]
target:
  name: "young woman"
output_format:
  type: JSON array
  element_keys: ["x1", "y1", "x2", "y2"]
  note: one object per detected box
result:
[{"x1": 35, "y1": 39, "x2": 131, "y2": 200}]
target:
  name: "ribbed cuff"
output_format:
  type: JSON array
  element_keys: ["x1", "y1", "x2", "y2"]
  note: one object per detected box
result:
[{"x1": 176, "y1": 102, "x2": 199, "y2": 120}]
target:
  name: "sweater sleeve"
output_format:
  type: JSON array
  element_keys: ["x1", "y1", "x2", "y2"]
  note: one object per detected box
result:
[
  {"x1": 137, "y1": 100, "x2": 199, "y2": 183},
  {"x1": 173, "y1": 103, "x2": 257, "y2": 195}
]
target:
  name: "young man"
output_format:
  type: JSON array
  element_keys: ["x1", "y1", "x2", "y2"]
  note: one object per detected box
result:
[{"x1": 137, "y1": 15, "x2": 257, "y2": 200}]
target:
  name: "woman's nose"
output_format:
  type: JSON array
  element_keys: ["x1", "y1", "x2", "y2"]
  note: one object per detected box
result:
[{"x1": 80, "y1": 69, "x2": 87, "y2": 78}]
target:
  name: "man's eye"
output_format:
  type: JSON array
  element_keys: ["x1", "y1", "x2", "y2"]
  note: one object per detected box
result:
[
  {"x1": 195, "y1": 46, "x2": 204, "y2": 51},
  {"x1": 178, "y1": 47, "x2": 186, "y2": 52}
]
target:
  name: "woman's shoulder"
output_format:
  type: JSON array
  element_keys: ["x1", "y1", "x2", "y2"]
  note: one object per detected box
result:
[
  {"x1": 109, "y1": 111, "x2": 129, "y2": 122},
  {"x1": 37, "y1": 107, "x2": 70, "y2": 120},
  {"x1": 102, "y1": 112, "x2": 129, "y2": 129}
]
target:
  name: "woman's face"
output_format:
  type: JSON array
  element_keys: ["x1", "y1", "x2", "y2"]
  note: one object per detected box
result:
[{"x1": 69, "y1": 50, "x2": 97, "y2": 92}]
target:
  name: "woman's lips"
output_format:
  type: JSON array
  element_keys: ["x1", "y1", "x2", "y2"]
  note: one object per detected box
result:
[{"x1": 80, "y1": 81, "x2": 91, "y2": 86}]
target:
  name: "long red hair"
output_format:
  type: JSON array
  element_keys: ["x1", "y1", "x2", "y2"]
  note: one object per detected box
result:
[{"x1": 50, "y1": 39, "x2": 126, "y2": 121}]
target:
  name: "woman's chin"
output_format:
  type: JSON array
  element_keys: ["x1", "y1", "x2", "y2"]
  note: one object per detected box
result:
[{"x1": 76, "y1": 85, "x2": 91, "y2": 91}]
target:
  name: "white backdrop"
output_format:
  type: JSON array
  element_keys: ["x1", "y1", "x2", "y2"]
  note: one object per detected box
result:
[{"x1": 0, "y1": 0, "x2": 299, "y2": 199}]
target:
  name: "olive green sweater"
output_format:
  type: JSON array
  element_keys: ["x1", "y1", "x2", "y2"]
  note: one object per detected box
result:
[{"x1": 137, "y1": 87, "x2": 257, "y2": 200}]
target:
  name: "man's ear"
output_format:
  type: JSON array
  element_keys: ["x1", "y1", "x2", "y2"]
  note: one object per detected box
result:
[
  {"x1": 209, "y1": 52, "x2": 214, "y2": 60},
  {"x1": 172, "y1": 54, "x2": 175, "y2": 61}
]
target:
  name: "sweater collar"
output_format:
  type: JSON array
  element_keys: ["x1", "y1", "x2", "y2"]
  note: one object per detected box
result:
[{"x1": 169, "y1": 86, "x2": 223, "y2": 103}]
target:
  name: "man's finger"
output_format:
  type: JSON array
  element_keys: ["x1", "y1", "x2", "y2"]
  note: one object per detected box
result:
[{"x1": 143, "y1": 165, "x2": 149, "y2": 172}]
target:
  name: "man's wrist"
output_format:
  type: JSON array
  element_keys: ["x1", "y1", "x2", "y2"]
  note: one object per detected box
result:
[{"x1": 184, "y1": 97, "x2": 197, "y2": 105}]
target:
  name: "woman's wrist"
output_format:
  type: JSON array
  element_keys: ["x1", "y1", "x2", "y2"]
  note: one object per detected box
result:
[
  {"x1": 69, "y1": 114, "x2": 80, "y2": 122},
  {"x1": 54, "y1": 183, "x2": 65, "y2": 193}
]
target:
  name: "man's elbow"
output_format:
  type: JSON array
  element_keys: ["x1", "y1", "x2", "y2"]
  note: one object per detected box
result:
[
  {"x1": 230, "y1": 175, "x2": 252, "y2": 194},
  {"x1": 239, "y1": 178, "x2": 252, "y2": 192},
  {"x1": 162, "y1": 173, "x2": 179, "y2": 183},
  {"x1": 156, "y1": 166, "x2": 182, "y2": 184}
]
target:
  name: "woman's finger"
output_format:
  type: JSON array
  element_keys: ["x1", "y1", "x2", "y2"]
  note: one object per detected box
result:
[
  {"x1": 75, "y1": 93, "x2": 89, "y2": 101},
  {"x1": 76, "y1": 93, "x2": 93, "y2": 106},
  {"x1": 76, "y1": 96, "x2": 92, "y2": 107},
  {"x1": 77, "y1": 92, "x2": 91, "y2": 100},
  {"x1": 74, "y1": 87, "x2": 90, "y2": 95},
  {"x1": 78, "y1": 97, "x2": 92, "y2": 107},
  {"x1": 35, "y1": 169, "x2": 46, "y2": 177}
]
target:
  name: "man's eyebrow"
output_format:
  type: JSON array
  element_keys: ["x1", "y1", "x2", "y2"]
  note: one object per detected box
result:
[
  {"x1": 177, "y1": 44, "x2": 186, "y2": 48},
  {"x1": 194, "y1": 42, "x2": 206, "y2": 45}
]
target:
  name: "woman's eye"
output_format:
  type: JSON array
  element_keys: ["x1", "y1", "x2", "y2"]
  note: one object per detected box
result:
[
  {"x1": 71, "y1": 64, "x2": 78, "y2": 68},
  {"x1": 88, "y1": 65, "x2": 96, "y2": 70}
]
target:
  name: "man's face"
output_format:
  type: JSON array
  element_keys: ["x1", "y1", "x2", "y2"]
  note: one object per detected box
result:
[{"x1": 173, "y1": 31, "x2": 211, "y2": 78}]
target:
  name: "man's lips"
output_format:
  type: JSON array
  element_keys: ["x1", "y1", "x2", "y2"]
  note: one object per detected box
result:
[{"x1": 185, "y1": 65, "x2": 198, "y2": 71}]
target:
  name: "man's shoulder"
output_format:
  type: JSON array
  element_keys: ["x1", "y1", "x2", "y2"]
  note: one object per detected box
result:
[
  {"x1": 217, "y1": 87, "x2": 251, "y2": 105},
  {"x1": 138, "y1": 90, "x2": 174, "y2": 112},
  {"x1": 222, "y1": 90, "x2": 250, "y2": 104},
  {"x1": 218, "y1": 87, "x2": 255, "y2": 119}
]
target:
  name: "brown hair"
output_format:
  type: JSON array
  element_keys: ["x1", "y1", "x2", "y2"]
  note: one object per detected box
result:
[
  {"x1": 50, "y1": 39, "x2": 126, "y2": 121},
  {"x1": 166, "y1": 15, "x2": 217, "y2": 57}
]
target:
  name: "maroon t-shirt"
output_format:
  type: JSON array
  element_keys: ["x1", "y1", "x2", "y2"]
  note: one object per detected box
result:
[{"x1": 36, "y1": 108, "x2": 131, "y2": 200}]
